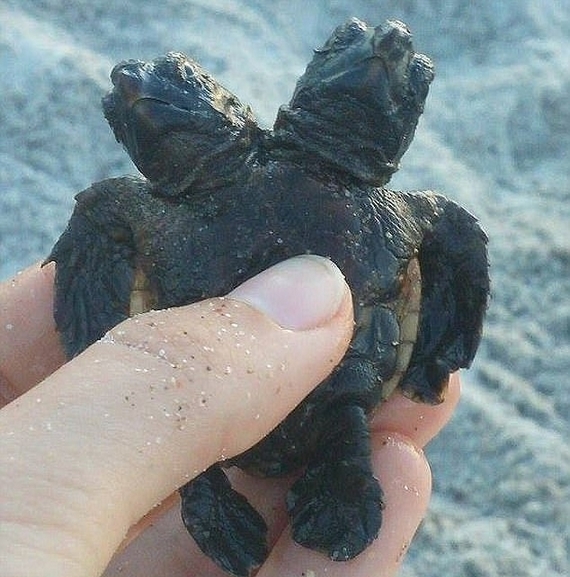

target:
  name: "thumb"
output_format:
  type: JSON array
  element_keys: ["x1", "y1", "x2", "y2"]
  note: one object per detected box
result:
[{"x1": 0, "y1": 255, "x2": 353, "y2": 577}]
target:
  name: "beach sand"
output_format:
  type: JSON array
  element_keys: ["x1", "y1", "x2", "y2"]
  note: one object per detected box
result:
[{"x1": 1, "y1": 1, "x2": 568, "y2": 575}]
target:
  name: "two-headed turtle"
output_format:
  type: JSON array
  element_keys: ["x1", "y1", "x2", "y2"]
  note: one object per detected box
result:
[{"x1": 46, "y1": 17, "x2": 489, "y2": 577}]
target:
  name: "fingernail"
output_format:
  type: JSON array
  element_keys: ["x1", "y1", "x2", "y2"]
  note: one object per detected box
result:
[{"x1": 228, "y1": 255, "x2": 348, "y2": 330}]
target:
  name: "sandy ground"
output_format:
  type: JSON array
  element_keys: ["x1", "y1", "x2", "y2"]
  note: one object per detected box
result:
[{"x1": 1, "y1": 1, "x2": 568, "y2": 575}]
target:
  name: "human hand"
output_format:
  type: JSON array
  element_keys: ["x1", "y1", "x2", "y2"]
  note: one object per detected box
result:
[{"x1": 0, "y1": 256, "x2": 459, "y2": 577}]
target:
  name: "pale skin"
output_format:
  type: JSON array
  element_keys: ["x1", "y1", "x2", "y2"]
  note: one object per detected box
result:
[{"x1": 0, "y1": 256, "x2": 460, "y2": 577}]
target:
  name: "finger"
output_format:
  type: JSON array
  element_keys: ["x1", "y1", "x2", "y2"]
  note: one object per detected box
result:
[
  {"x1": 257, "y1": 433, "x2": 431, "y2": 577},
  {"x1": 372, "y1": 372, "x2": 461, "y2": 447},
  {"x1": 0, "y1": 262, "x2": 66, "y2": 404},
  {"x1": 104, "y1": 469, "x2": 296, "y2": 577},
  {"x1": 104, "y1": 496, "x2": 224, "y2": 577},
  {"x1": 0, "y1": 255, "x2": 353, "y2": 577},
  {"x1": 107, "y1": 368, "x2": 461, "y2": 575},
  {"x1": 104, "y1": 495, "x2": 239, "y2": 577},
  {"x1": 106, "y1": 351, "x2": 461, "y2": 576}
]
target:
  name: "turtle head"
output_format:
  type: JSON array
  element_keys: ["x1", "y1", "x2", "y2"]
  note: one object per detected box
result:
[
  {"x1": 273, "y1": 18, "x2": 434, "y2": 186},
  {"x1": 103, "y1": 52, "x2": 259, "y2": 195}
]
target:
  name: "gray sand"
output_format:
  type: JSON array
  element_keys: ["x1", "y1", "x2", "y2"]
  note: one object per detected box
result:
[{"x1": 1, "y1": 1, "x2": 568, "y2": 575}]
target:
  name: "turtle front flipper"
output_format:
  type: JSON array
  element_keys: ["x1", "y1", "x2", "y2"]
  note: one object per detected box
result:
[
  {"x1": 287, "y1": 403, "x2": 384, "y2": 560},
  {"x1": 180, "y1": 465, "x2": 268, "y2": 577},
  {"x1": 44, "y1": 176, "x2": 144, "y2": 358},
  {"x1": 402, "y1": 194, "x2": 490, "y2": 403}
]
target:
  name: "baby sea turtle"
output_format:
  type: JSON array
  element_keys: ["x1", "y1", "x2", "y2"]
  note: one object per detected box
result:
[{"x1": 46, "y1": 17, "x2": 489, "y2": 577}]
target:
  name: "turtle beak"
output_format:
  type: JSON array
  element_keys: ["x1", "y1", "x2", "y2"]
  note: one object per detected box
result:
[
  {"x1": 102, "y1": 58, "x2": 194, "y2": 151},
  {"x1": 109, "y1": 61, "x2": 147, "y2": 107},
  {"x1": 102, "y1": 60, "x2": 153, "y2": 148},
  {"x1": 371, "y1": 20, "x2": 434, "y2": 103},
  {"x1": 372, "y1": 20, "x2": 413, "y2": 61},
  {"x1": 102, "y1": 61, "x2": 165, "y2": 175},
  {"x1": 370, "y1": 21, "x2": 414, "y2": 91},
  {"x1": 108, "y1": 60, "x2": 166, "y2": 110}
]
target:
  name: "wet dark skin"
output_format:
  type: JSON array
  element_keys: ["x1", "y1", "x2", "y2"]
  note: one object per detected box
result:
[
  {"x1": 45, "y1": 18, "x2": 489, "y2": 577},
  {"x1": 0, "y1": 259, "x2": 461, "y2": 577}
]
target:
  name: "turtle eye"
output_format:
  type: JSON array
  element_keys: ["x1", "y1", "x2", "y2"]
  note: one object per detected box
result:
[{"x1": 152, "y1": 52, "x2": 189, "y2": 83}]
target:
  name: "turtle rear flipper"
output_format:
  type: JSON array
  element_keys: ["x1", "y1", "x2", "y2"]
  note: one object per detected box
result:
[
  {"x1": 401, "y1": 195, "x2": 490, "y2": 403},
  {"x1": 180, "y1": 465, "x2": 268, "y2": 577},
  {"x1": 287, "y1": 403, "x2": 384, "y2": 561},
  {"x1": 44, "y1": 177, "x2": 142, "y2": 357}
]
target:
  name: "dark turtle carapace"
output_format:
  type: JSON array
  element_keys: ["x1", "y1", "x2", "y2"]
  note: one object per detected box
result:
[{"x1": 46, "y1": 18, "x2": 489, "y2": 577}]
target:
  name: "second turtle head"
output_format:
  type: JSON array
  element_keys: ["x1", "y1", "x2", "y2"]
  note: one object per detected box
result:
[{"x1": 273, "y1": 18, "x2": 434, "y2": 186}]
